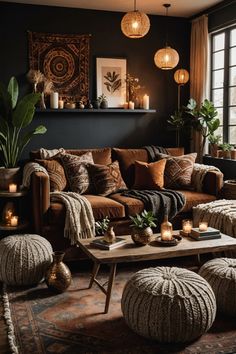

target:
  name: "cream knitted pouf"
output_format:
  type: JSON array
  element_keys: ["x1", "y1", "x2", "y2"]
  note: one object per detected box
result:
[
  {"x1": 121, "y1": 267, "x2": 216, "y2": 343},
  {"x1": 199, "y1": 258, "x2": 236, "y2": 316},
  {"x1": 0, "y1": 234, "x2": 53, "y2": 285}
]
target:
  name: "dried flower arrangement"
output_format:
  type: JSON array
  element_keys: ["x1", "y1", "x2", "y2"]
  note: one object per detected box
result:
[
  {"x1": 125, "y1": 74, "x2": 142, "y2": 102},
  {"x1": 27, "y1": 69, "x2": 54, "y2": 109}
]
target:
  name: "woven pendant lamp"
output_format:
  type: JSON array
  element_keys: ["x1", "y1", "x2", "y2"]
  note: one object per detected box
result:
[
  {"x1": 154, "y1": 4, "x2": 179, "y2": 70},
  {"x1": 174, "y1": 69, "x2": 189, "y2": 85},
  {"x1": 121, "y1": 0, "x2": 150, "y2": 39}
]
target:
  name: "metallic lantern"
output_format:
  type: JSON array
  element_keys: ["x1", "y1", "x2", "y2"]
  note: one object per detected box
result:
[
  {"x1": 121, "y1": 0, "x2": 150, "y2": 39},
  {"x1": 174, "y1": 69, "x2": 189, "y2": 85}
]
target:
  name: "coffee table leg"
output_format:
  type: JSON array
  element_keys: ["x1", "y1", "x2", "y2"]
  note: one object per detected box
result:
[
  {"x1": 104, "y1": 263, "x2": 117, "y2": 314},
  {"x1": 89, "y1": 262, "x2": 100, "y2": 289}
]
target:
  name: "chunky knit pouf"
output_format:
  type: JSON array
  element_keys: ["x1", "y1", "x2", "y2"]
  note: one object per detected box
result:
[
  {"x1": 121, "y1": 267, "x2": 216, "y2": 343},
  {"x1": 199, "y1": 258, "x2": 236, "y2": 316},
  {"x1": 0, "y1": 234, "x2": 53, "y2": 285}
]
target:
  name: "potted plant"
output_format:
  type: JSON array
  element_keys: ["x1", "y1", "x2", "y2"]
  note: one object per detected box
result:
[
  {"x1": 129, "y1": 210, "x2": 157, "y2": 246},
  {"x1": 0, "y1": 77, "x2": 47, "y2": 190},
  {"x1": 167, "y1": 109, "x2": 185, "y2": 147},
  {"x1": 218, "y1": 143, "x2": 233, "y2": 159},
  {"x1": 208, "y1": 134, "x2": 222, "y2": 157},
  {"x1": 95, "y1": 216, "x2": 116, "y2": 243},
  {"x1": 98, "y1": 94, "x2": 108, "y2": 109},
  {"x1": 185, "y1": 98, "x2": 220, "y2": 162}
]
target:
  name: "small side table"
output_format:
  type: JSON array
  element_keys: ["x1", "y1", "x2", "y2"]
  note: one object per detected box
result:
[{"x1": 222, "y1": 180, "x2": 236, "y2": 199}]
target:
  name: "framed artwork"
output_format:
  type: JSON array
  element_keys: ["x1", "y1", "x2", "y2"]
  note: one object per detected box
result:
[
  {"x1": 96, "y1": 57, "x2": 127, "y2": 108},
  {"x1": 28, "y1": 31, "x2": 90, "y2": 102}
]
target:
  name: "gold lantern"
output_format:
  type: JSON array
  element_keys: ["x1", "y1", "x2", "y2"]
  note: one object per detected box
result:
[
  {"x1": 154, "y1": 4, "x2": 179, "y2": 70},
  {"x1": 174, "y1": 69, "x2": 189, "y2": 85},
  {"x1": 121, "y1": 0, "x2": 150, "y2": 39},
  {"x1": 161, "y1": 214, "x2": 173, "y2": 241}
]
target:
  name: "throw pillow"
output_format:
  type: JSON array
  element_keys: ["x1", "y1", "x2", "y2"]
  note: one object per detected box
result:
[
  {"x1": 36, "y1": 159, "x2": 67, "y2": 192},
  {"x1": 157, "y1": 153, "x2": 197, "y2": 189},
  {"x1": 88, "y1": 160, "x2": 127, "y2": 196},
  {"x1": 133, "y1": 159, "x2": 167, "y2": 190},
  {"x1": 60, "y1": 152, "x2": 94, "y2": 194}
]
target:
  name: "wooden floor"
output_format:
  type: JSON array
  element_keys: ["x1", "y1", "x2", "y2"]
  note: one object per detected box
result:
[{"x1": 0, "y1": 285, "x2": 10, "y2": 354}]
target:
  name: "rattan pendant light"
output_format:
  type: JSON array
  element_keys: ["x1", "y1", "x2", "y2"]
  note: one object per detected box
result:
[
  {"x1": 121, "y1": 0, "x2": 150, "y2": 39},
  {"x1": 154, "y1": 4, "x2": 179, "y2": 70}
]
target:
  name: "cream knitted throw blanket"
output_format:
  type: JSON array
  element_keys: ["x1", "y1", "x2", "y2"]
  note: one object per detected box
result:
[
  {"x1": 193, "y1": 199, "x2": 236, "y2": 238},
  {"x1": 191, "y1": 163, "x2": 221, "y2": 192},
  {"x1": 50, "y1": 192, "x2": 95, "y2": 244},
  {"x1": 22, "y1": 162, "x2": 95, "y2": 244}
]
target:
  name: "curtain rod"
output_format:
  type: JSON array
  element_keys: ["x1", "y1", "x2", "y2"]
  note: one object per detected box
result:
[{"x1": 190, "y1": 0, "x2": 235, "y2": 20}]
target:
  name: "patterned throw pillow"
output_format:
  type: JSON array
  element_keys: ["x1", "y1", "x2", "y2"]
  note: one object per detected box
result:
[
  {"x1": 133, "y1": 159, "x2": 167, "y2": 190},
  {"x1": 60, "y1": 152, "x2": 94, "y2": 194},
  {"x1": 157, "y1": 153, "x2": 197, "y2": 189},
  {"x1": 88, "y1": 160, "x2": 127, "y2": 196},
  {"x1": 36, "y1": 159, "x2": 67, "y2": 192}
]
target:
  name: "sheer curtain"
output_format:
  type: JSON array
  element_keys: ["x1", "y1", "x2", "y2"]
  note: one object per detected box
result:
[{"x1": 190, "y1": 15, "x2": 209, "y2": 161}]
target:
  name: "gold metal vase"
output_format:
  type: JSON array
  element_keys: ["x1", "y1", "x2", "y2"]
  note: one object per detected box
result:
[{"x1": 45, "y1": 251, "x2": 71, "y2": 293}]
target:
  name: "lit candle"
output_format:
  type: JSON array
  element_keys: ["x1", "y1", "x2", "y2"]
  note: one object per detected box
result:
[
  {"x1": 58, "y1": 99, "x2": 64, "y2": 109},
  {"x1": 182, "y1": 220, "x2": 192, "y2": 234},
  {"x1": 143, "y1": 94, "x2": 149, "y2": 109},
  {"x1": 199, "y1": 221, "x2": 208, "y2": 232},
  {"x1": 5, "y1": 210, "x2": 13, "y2": 225},
  {"x1": 129, "y1": 101, "x2": 134, "y2": 110},
  {"x1": 124, "y1": 102, "x2": 129, "y2": 109},
  {"x1": 9, "y1": 183, "x2": 17, "y2": 193},
  {"x1": 10, "y1": 216, "x2": 18, "y2": 227},
  {"x1": 50, "y1": 92, "x2": 59, "y2": 109},
  {"x1": 161, "y1": 230, "x2": 172, "y2": 241}
]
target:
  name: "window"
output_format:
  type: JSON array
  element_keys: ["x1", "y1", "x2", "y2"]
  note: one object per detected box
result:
[{"x1": 210, "y1": 26, "x2": 236, "y2": 144}]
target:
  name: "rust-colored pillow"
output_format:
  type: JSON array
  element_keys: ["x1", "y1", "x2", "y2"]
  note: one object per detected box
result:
[
  {"x1": 36, "y1": 159, "x2": 67, "y2": 192},
  {"x1": 60, "y1": 152, "x2": 94, "y2": 194},
  {"x1": 88, "y1": 160, "x2": 127, "y2": 196},
  {"x1": 133, "y1": 159, "x2": 167, "y2": 190},
  {"x1": 157, "y1": 153, "x2": 197, "y2": 189}
]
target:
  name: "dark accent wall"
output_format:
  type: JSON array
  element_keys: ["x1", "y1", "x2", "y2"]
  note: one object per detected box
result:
[
  {"x1": 208, "y1": 0, "x2": 236, "y2": 32},
  {"x1": 0, "y1": 2, "x2": 190, "y2": 158}
]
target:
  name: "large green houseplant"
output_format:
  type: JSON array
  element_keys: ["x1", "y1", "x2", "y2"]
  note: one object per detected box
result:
[{"x1": 0, "y1": 77, "x2": 47, "y2": 189}]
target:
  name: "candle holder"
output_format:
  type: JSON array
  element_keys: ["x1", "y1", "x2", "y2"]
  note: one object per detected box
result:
[
  {"x1": 180, "y1": 219, "x2": 193, "y2": 237},
  {"x1": 161, "y1": 214, "x2": 173, "y2": 241},
  {"x1": 199, "y1": 221, "x2": 208, "y2": 232}
]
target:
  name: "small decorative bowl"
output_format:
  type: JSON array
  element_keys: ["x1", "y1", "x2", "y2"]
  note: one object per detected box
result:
[{"x1": 156, "y1": 234, "x2": 182, "y2": 247}]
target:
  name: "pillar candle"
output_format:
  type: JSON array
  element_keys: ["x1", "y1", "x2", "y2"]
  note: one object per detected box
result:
[
  {"x1": 10, "y1": 216, "x2": 18, "y2": 227},
  {"x1": 124, "y1": 102, "x2": 129, "y2": 109},
  {"x1": 9, "y1": 183, "x2": 17, "y2": 193},
  {"x1": 199, "y1": 221, "x2": 208, "y2": 232},
  {"x1": 50, "y1": 92, "x2": 59, "y2": 109},
  {"x1": 143, "y1": 94, "x2": 149, "y2": 109},
  {"x1": 129, "y1": 101, "x2": 134, "y2": 110},
  {"x1": 58, "y1": 99, "x2": 64, "y2": 109}
]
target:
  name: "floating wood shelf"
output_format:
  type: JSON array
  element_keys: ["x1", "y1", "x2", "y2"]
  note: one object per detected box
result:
[{"x1": 36, "y1": 108, "x2": 156, "y2": 114}]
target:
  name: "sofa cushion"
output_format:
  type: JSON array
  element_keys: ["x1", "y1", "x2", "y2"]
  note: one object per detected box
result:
[
  {"x1": 60, "y1": 152, "x2": 94, "y2": 194},
  {"x1": 178, "y1": 190, "x2": 216, "y2": 213},
  {"x1": 88, "y1": 161, "x2": 127, "y2": 196},
  {"x1": 157, "y1": 153, "x2": 197, "y2": 189},
  {"x1": 66, "y1": 147, "x2": 112, "y2": 165},
  {"x1": 133, "y1": 159, "x2": 166, "y2": 190},
  {"x1": 36, "y1": 159, "x2": 67, "y2": 192},
  {"x1": 109, "y1": 193, "x2": 144, "y2": 216}
]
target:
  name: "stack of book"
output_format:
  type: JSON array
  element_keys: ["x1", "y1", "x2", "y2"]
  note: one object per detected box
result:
[
  {"x1": 90, "y1": 237, "x2": 126, "y2": 250},
  {"x1": 189, "y1": 227, "x2": 221, "y2": 240}
]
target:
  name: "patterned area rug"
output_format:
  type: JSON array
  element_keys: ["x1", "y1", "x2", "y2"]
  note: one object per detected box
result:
[{"x1": 3, "y1": 263, "x2": 236, "y2": 354}]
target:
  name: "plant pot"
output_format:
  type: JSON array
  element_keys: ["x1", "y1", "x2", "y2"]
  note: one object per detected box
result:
[
  {"x1": 231, "y1": 150, "x2": 236, "y2": 159},
  {"x1": 209, "y1": 143, "x2": 218, "y2": 157},
  {"x1": 131, "y1": 227, "x2": 154, "y2": 246},
  {"x1": 0, "y1": 167, "x2": 21, "y2": 191},
  {"x1": 100, "y1": 99, "x2": 108, "y2": 109}
]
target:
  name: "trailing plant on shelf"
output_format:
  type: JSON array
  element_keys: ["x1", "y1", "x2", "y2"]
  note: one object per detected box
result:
[
  {"x1": 0, "y1": 76, "x2": 47, "y2": 168},
  {"x1": 129, "y1": 210, "x2": 157, "y2": 246}
]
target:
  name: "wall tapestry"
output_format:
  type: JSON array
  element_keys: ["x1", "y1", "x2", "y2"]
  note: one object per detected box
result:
[
  {"x1": 28, "y1": 31, "x2": 90, "y2": 102},
  {"x1": 96, "y1": 58, "x2": 127, "y2": 108}
]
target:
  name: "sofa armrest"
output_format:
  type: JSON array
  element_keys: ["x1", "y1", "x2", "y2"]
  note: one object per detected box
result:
[
  {"x1": 202, "y1": 171, "x2": 224, "y2": 196},
  {"x1": 31, "y1": 171, "x2": 50, "y2": 234}
]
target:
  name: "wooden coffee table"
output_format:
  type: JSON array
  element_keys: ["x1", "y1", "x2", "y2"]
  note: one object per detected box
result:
[{"x1": 78, "y1": 232, "x2": 236, "y2": 313}]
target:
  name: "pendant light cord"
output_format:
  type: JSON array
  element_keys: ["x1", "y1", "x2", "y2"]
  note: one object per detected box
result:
[
  {"x1": 164, "y1": 4, "x2": 170, "y2": 46},
  {"x1": 134, "y1": 0, "x2": 137, "y2": 11}
]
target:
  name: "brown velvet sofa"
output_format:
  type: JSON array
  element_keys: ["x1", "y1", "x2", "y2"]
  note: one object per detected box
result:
[{"x1": 29, "y1": 147, "x2": 223, "y2": 261}]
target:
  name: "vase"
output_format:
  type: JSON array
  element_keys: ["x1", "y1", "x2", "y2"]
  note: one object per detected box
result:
[
  {"x1": 45, "y1": 251, "x2": 71, "y2": 293},
  {"x1": 39, "y1": 92, "x2": 46, "y2": 110},
  {"x1": 103, "y1": 226, "x2": 116, "y2": 244},
  {"x1": 100, "y1": 99, "x2": 108, "y2": 109},
  {"x1": 131, "y1": 227, "x2": 153, "y2": 246}
]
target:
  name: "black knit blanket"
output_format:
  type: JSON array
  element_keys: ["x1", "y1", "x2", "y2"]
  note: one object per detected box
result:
[
  {"x1": 122, "y1": 189, "x2": 186, "y2": 223},
  {"x1": 143, "y1": 145, "x2": 168, "y2": 161}
]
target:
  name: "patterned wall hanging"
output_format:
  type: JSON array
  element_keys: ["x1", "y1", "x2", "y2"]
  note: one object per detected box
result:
[{"x1": 28, "y1": 31, "x2": 90, "y2": 102}]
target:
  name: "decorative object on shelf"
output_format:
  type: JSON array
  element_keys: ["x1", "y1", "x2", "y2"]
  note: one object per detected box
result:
[
  {"x1": 58, "y1": 98, "x2": 64, "y2": 109},
  {"x1": 78, "y1": 100, "x2": 85, "y2": 109},
  {"x1": 121, "y1": 0, "x2": 150, "y2": 39},
  {"x1": 96, "y1": 57, "x2": 126, "y2": 108},
  {"x1": 218, "y1": 143, "x2": 233, "y2": 159},
  {"x1": 8, "y1": 183, "x2": 17, "y2": 193},
  {"x1": 46, "y1": 251, "x2": 72, "y2": 293},
  {"x1": 124, "y1": 102, "x2": 129, "y2": 109},
  {"x1": 2, "y1": 202, "x2": 15, "y2": 226},
  {"x1": 93, "y1": 99, "x2": 100, "y2": 109},
  {"x1": 86, "y1": 100, "x2": 93, "y2": 109},
  {"x1": 103, "y1": 225, "x2": 116, "y2": 244},
  {"x1": 27, "y1": 69, "x2": 54, "y2": 110},
  {"x1": 50, "y1": 92, "x2": 59, "y2": 109},
  {"x1": 0, "y1": 234, "x2": 53, "y2": 285},
  {"x1": 160, "y1": 213, "x2": 173, "y2": 241},
  {"x1": 128, "y1": 101, "x2": 135, "y2": 109},
  {"x1": 142, "y1": 94, "x2": 149, "y2": 109},
  {"x1": 174, "y1": 69, "x2": 189, "y2": 110},
  {"x1": 0, "y1": 77, "x2": 47, "y2": 189},
  {"x1": 65, "y1": 101, "x2": 76, "y2": 109},
  {"x1": 180, "y1": 219, "x2": 193, "y2": 237},
  {"x1": 125, "y1": 73, "x2": 142, "y2": 103},
  {"x1": 129, "y1": 210, "x2": 157, "y2": 245},
  {"x1": 154, "y1": 4, "x2": 179, "y2": 70},
  {"x1": 208, "y1": 134, "x2": 221, "y2": 157},
  {"x1": 95, "y1": 216, "x2": 110, "y2": 236},
  {"x1": 28, "y1": 31, "x2": 90, "y2": 102},
  {"x1": 185, "y1": 98, "x2": 220, "y2": 162},
  {"x1": 98, "y1": 94, "x2": 109, "y2": 109},
  {"x1": 199, "y1": 221, "x2": 208, "y2": 232},
  {"x1": 10, "y1": 215, "x2": 18, "y2": 227}
]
